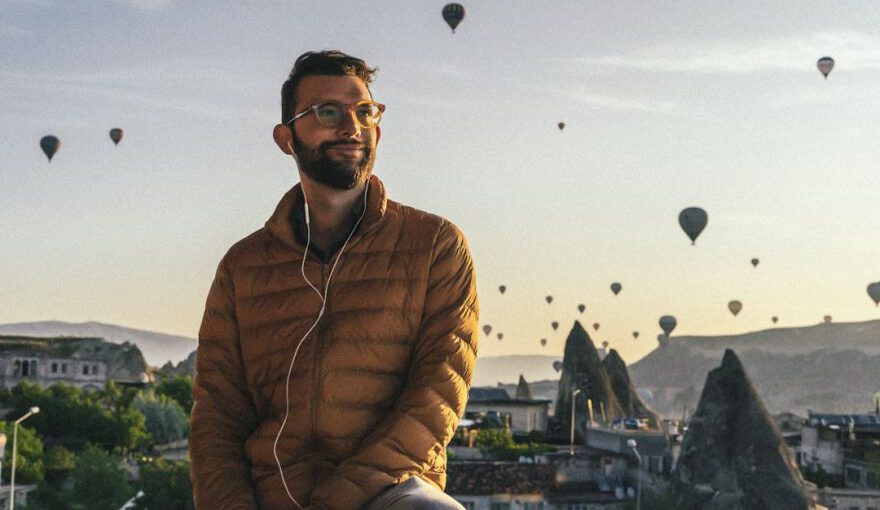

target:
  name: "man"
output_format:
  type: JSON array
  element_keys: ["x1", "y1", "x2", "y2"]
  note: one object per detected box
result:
[{"x1": 189, "y1": 50, "x2": 479, "y2": 510}]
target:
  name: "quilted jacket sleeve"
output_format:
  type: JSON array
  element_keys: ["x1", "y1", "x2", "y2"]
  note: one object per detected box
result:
[
  {"x1": 189, "y1": 256, "x2": 259, "y2": 509},
  {"x1": 309, "y1": 221, "x2": 479, "y2": 510}
]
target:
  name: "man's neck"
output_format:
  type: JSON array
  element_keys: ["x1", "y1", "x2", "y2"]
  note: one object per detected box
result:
[{"x1": 299, "y1": 174, "x2": 367, "y2": 252}]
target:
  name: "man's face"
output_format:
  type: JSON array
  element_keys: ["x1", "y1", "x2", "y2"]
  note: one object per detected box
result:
[{"x1": 288, "y1": 75, "x2": 381, "y2": 190}]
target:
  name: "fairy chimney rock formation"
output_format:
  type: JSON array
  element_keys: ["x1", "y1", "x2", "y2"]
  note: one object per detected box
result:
[{"x1": 673, "y1": 349, "x2": 815, "y2": 510}]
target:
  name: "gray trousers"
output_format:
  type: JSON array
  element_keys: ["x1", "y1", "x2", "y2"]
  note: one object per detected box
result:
[{"x1": 363, "y1": 477, "x2": 465, "y2": 510}]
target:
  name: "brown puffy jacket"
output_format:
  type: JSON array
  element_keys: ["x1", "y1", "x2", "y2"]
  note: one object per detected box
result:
[{"x1": 189, "y1": 175, "x2": 479, "y2": 510}]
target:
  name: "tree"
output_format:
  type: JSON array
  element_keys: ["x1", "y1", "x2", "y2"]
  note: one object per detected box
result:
[
  {"x1": 133, "y1": 391, "x2": 189, "y2": 445},
  {"x1": 0, "y1": 420, "x2": 44, "y2": 485},
  {"x1": 155, "y1": 375, "x2": 193, "y2": 415},
  {"x1": 135, "y1": 459, "x2": 194, "y2": 510},
  {"x1": 43, "y1": 445, "x2": 75, "y2": 483},
  {"x1": 67, "y1": 445, "x2": 132, "y2": 510},
  {"x1": 25, "y1": 446, "x2": 76, "y2": 510},
  {"x1": 3, "y1": 381, "x2": 148, "y2": 453},
  {"x1": 475, "y1": 428, "x2": 514, "y2": 450}
]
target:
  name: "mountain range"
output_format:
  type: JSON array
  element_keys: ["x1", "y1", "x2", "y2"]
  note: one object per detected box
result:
[{"x1": 629, "y1": 319, "x2": 880, "y2": 417}]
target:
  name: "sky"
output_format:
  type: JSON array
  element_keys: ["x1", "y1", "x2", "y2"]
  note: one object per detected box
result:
[{"x1": 2, "y1": 0, "x2": 879, "y2": 365}]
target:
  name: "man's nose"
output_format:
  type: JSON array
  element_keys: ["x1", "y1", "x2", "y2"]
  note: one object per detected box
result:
[{"x1": 337, "y1": 109, "x2": 362, "y2": 138}]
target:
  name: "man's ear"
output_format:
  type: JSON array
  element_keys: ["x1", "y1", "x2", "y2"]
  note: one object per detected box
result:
[
  {"x1": 375, "y1": 125, "x2": 381, "y2": 145},
  {"x1": 273, "y1": 124, "x2": 294, "y2": 155}
]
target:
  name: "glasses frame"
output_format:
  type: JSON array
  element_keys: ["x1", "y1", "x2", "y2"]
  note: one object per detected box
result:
[{"x1": 286, "y1": 100, "x2": 386, "y2": 129}]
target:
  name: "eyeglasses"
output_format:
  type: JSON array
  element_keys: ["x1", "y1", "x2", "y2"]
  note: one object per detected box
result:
[{"x1": 287, "y1": 100, "x2": 385, "y2": 129}]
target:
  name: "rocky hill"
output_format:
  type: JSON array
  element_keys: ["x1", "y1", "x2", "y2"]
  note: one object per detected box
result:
[
  {"x1": 630, "y1": 319, "x2": 880, "y2": 417},
  {"x1": 545, "y1": 321, "x2": 657, "y2": 441},
  {"x1": 0, "y1": 321, "x2": 196, "y2": 367},
  {"x1": 673, "y1": 349, "x2": 814, "y2": 510},
  {"x1": 603, "y1": 349, "x2": 659, "y2": 425}
]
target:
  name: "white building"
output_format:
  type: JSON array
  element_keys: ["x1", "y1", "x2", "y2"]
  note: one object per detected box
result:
[
  {"x1": 799, "y1": 412, "x2": 880, "y2": 489},
  {"x1": 467, "y1": 388, "x2": 551, "y2": 434}
]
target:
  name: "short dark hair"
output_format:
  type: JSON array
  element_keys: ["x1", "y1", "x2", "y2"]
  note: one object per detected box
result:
[{"x1": 280, "y1": 50, "x2": 378, "y2": 125}]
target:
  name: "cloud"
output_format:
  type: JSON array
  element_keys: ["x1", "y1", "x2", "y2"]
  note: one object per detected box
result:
[
  {"x1": 579, "y1": 31, "x2": 880, "y2": 74},
  {"x1": 0, "y1": 67, "x2": 258, "y2": 120},
  {"x1": 549, "y1": 85, "x2": 677, "y2": 113}
]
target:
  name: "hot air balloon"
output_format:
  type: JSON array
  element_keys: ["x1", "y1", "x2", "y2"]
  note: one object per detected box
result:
[
  {"x1": 40, "y1": 135, "x2": 60, "y2": 162},
  {"x1": 551, "y1": 321, "x2": 559, "y2": 331},
  {"x1": 601, "y1": 341, "x2": 609, "y2": 349},
  {"x1": 109, "y1": 128, "x2": 124, "y2": 146},
  {"x1": 772, "y1": 316, "x2": 779, "y2": 324},
  {"x1": 867, "y1": 282, "x2": 880, "y2": 306},
  {"x1": 497, "y1": 333, "x2": 504, "y2": 340},
  {"x1": 545, "y1": 295, "x2": 553, "y2": 304},
  {"x1": 578, "y1": 304, "x2": 585, "y2": 314},
  {"x1": 482, "y1": 325, "x2": 492, "y2": 336},
  {"x1": 659, "y1": 315, "x2": 677, "y2": 336},
  {"x1": 540, "y1": 338, "x2": 547, "y2": 347},
  {"x1": 552, "y1": 360, "x2": 563, "y2": 372},
  {"x1": 499, "y1": 285, "x2": 506, "y2": 294},
  {"x1": 751, "y1": 258, "x2": 759, "y2": 268},
  {"x1": 442, "y1": 3, "x2": 465, "y2": 33},
  {"x1": 610, "y1": 282, "x2": 622, "y2": 296},
  {"x1": 728, "y1": 300, "x2": 743, "y2": 317},
  {"x1": 558, "y1": 122, "x2": 565, "y2": 131},
  {"x1": 823, "y1": 315, "x2": 832, "y2": 324},
  {"x1": 632, "y1": 331, "x2": 639, "y2": 339},
  {"x1": 679, "y1": 207, "x2": 707, "y2": 245},
  {"x1": 817, "y1": 57, "x2": 834, "y2": 79},
  {"x1": 592, "y1": 323, "x2": 600, "y2": 332}
]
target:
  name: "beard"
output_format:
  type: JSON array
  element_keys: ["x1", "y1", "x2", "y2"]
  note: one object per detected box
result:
[{"x1": 292, "y1": 135, "x2": 375, "y2": 190}]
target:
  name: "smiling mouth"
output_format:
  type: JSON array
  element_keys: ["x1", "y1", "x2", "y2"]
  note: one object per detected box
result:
[{"x1": 327, "y1": 146, "x2": 365, "y2": 155}]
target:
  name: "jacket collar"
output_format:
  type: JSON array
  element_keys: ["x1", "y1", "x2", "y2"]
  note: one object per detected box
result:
[{"x1": 265, "y1": 174, "x2": 388, "y2": 250}]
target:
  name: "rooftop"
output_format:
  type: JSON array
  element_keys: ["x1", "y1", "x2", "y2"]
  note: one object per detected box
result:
[
  {"x1": 808, "y1": 412, "x2": 880, "y2": 432},
  {"x1": 446, "y1": 462, "x2": 556, "y2": 495}
]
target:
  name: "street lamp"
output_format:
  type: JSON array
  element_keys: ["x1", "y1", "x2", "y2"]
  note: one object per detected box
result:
[
  {"x1": 627, "y1": 439, "x2": 641, "y2": 510},
  {"x1": 9, "y1": 407, "x2": 39, "y2": 510},
  {"x1": 569, "y1": 389, "x2": 582, "y2": 455}
]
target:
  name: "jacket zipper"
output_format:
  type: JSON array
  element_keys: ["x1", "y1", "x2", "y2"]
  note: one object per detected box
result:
[{"x1": 308, "y1": 260, "x2": 331, "y2": 488}]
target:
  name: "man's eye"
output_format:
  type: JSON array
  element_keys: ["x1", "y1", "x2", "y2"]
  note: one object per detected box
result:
[{"x1": 317, "y1": 106, "x2": 342, "y2": 120}]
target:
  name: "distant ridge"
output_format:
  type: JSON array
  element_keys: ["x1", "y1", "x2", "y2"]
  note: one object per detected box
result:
[
  {"x1": 0, "y1": 321, "x2": 196, "y2": 367},
  {"x1": 657, "y1": 319, "x2": 880, "y2": 356},
  {"x1": 472, "y1": 354, "x2": 560, "y2": 387},
  {"x1": 631, "y1": 318, "x2": 880, "y2": 417}
]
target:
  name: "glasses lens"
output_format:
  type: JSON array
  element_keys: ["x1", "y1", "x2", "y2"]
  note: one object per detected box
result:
[
  {"x1": 355, "y1": 103, "x2": 381, "y2": 128},
  {"x1": 315, "y1": 103, "x2": 344, "y2": 127}
]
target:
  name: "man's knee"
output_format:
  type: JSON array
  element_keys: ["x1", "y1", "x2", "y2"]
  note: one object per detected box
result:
[{"x1": 369, "y1": 477, "x2": 465, "y2": 510}]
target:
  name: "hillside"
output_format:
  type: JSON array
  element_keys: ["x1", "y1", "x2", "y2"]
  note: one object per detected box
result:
[
  {"x1": 0, "y1": 321, "x2": 196, "y2": 367},
  {"x1": 630, "y1": 319, "x2": 880, "y2": 417}
]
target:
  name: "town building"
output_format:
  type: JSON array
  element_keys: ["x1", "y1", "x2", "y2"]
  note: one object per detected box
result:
[
  {"x1": 814, "y1": 487, "x2": 880, "y2": 510},
  {"x1": 0, "y1": 336, "x2": 152, "y2": 390},
  {"x1": 0, "y1": 355, "x2": 107, "y2": 390},
  {"x1": 466, "y1": 387, "x2": 552, "y2": 435},
  {"x1": 799, "y1": 412, "x2": 880, "y2": 489}
]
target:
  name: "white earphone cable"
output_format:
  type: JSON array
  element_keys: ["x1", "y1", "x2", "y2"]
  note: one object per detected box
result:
[{"x1": 272, "y1": 178, "x2": 370, "y2": 509}]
